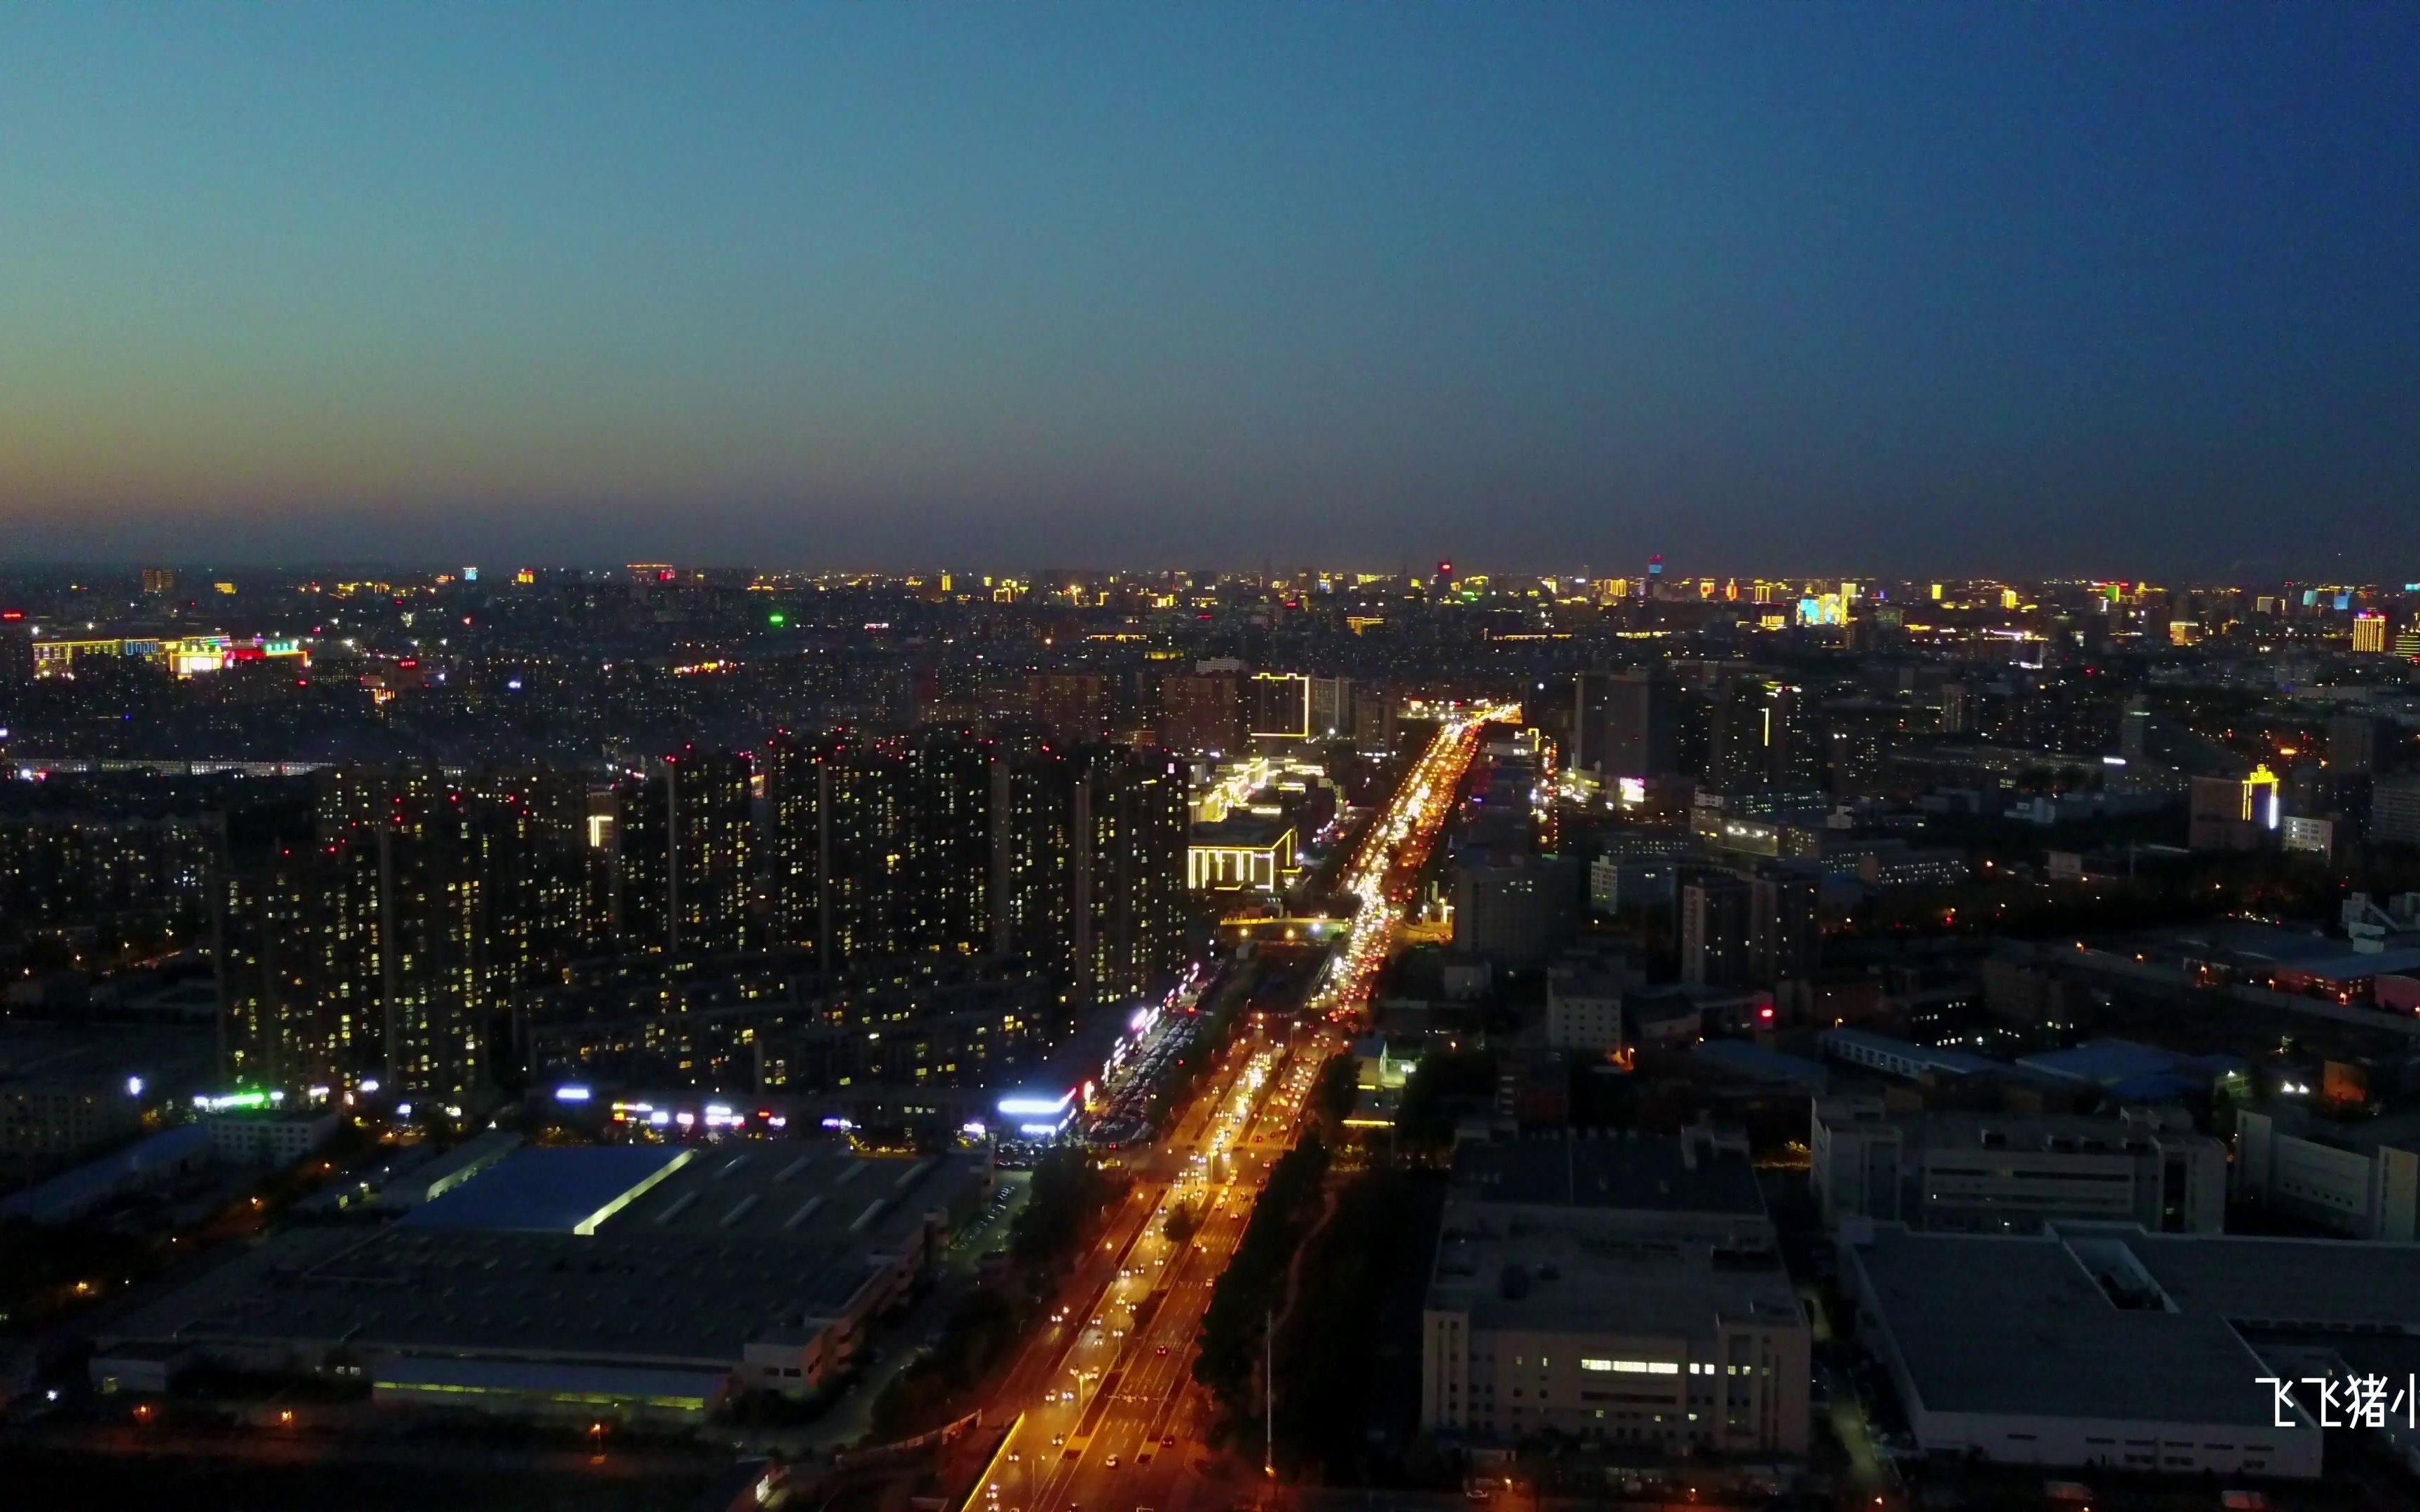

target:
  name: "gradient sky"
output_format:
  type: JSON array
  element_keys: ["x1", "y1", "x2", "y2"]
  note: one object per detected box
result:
[{"x1": 3, "y1": 4, "x2": 2415, "y2": 576}]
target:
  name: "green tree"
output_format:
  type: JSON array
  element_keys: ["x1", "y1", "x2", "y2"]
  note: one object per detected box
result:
[{"x1": 1010, "y1": 1146, "x2": 1117, "y2": 1266}]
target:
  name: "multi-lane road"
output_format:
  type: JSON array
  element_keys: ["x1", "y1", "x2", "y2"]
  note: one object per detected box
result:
[
  {"x1": 966, "y1": 708, "x2": 1511, "y2": 1512},
  {"x1": 1311, "y1": 707, "x2": 1510, "y2": 1024},
  {"x1": 971, "y1": 1028, "x2": 1339, "y2": 1512}
]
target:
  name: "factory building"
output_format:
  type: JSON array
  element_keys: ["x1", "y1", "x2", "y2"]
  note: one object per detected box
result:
[
  {"x1": 1840, "y1": 1220, "x2": 2420, "y2": 1478},
  {"x1": 92, "y1": 1142, "x2": 991, "y2": 1423}
]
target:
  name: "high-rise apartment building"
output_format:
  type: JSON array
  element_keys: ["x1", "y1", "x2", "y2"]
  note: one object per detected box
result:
[
  {"x1": 1157, "y1": 672, "x2": 1243, "y2": 755},
  {"x1": 767, "y1": 732, "x2": 1190, "y2": 1015},
  {"x1": 766, "y1": 729, "x2": 1001, "y2": 967},
  {"x1": 218, "y1": 765, "x2": 591, "y2": 1104},
  {"x1": 1307, "y1": 676, "x2": 1354, "y2": 738},
  {"x1": 1572, "y1": 668, "x2": 1676, "y2": 780},
  {"x1": 997, "y1": 744, "x2": 1191, "y2": 1013},
  {"x1": 1682, "y1": 864, "x2": 1819, "y2": 989},
  {"x1": 1352, "y1": 682, "x2": 1398, "y2": 751},
  {"x1": 2326, "y1": 713, "x2": 2387, "y2": 776},
  {"x1": 613, "y1": 750, "x2": 754, "y2": 955},
  {"x1": 1703, "y1": 680, "x2": 1815, "y2": 794},
  {"x1": 1027, "y1": 673, "x2": 1114, "y2": 743},
  {"x1": 1246, "y1": 672, "x2": 1312, "y2": 741}
]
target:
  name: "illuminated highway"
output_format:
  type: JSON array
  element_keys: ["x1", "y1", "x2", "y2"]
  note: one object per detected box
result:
[
  {"x1": 971, "y1": 1031, "x2": 1337, "y2": 1512},
  {"x1": 1309, "y1": 706, "x2": 1514, "y2": 1025},
  {"x1": 956, "y1": 708, "x2": 1511, "y2": 1512}
]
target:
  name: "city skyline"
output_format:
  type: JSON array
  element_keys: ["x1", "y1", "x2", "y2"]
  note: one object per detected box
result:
[{"x1": 4, "y1": 4, "x2": 2416, "y2": 575}]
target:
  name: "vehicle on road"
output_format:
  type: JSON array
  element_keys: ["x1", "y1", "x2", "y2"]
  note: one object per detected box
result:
[{"x1": 1104, "y1": 1456, "x2": 1120, "y2": 1469}]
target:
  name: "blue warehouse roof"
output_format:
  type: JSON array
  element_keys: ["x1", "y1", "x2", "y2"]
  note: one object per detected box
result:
[{"x1": 399, "y1": 1145, "x2": 693, "y2": 1233}]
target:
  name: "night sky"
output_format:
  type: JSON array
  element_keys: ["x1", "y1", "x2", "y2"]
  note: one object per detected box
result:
[{"x1": 3, "y1": 4, "x2": 2414, "y2": 575}]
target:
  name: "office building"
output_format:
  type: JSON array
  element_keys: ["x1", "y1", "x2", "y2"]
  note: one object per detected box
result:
[
  {"x1": 1246, "y1": 672, "x2": 1312, "y2": 741},
  {"x1": 1187, "y1": 816, "x2": 1297, "y2": 892},
  {"x1": 1545, "y1": 958, "x2": 1628, "y2": 1056},
  {"x1": 2353, "y1": 612, "x2": 2390, "y2": 654},
  {"x1": 2281, "y1": 814, "x2": 2336, "y2": 858},
  {"x1": 1452, "y1": 856, "x2": 1580, "y2": 968},
  {"x1": 1421, "y1": 1130, "x2": 1807, "y2": 1455},
  {"x1": 2187, "y1": 765, "x2": 2279, "y2": 851},
  {"x1": 206, "y1": 1107, "x2": 340, "y2": 1166},
  {"x1": 2374, "y1": 774, "x2": 2420, "y2": 849},
  {"x1": 0, "y1": 1032, "x2": 173, "y2": 1157},
  {"x1": 1811, "y1": 1098, "x2": 2226, "y2": 1235}
]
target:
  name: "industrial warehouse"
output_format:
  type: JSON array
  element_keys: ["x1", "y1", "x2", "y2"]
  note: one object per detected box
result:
[{"x1": 90, "y1": 1143, "x2": 993, "y2": 1424}]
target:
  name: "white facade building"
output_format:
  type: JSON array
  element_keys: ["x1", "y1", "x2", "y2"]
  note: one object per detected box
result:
[
  {"x1": 1842, "y1": 1221, "x2": 2420, "y2": 1480},
  {"x1": 1812, "y1": 1097, "x2": 2226, "y2": 1235},
  {"x1": 2234, "y1": 1108, "x2": 2420, "y2": 1241},
  {"x1": 1420, "y1": 1129, "x2": 1808, "y2": 1455}
]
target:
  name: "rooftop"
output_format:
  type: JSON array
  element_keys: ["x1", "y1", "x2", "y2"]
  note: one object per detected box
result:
[
  {"x1": 1190, "y1": 815, "x2": 1293, "y2": 848},
  {"x1": 599, "y1": 1147, "x2": 989, "y2": 1247},
  {"x1": 1848, "y1": 1222, "x2": 2420, "y2": 1431},
  {"x1": 1848, "y1": 1226, "x2": 2281, "y2": 1427},
  {"x1": 1692, "y1": 1039, "x2": 1829, "y2": 1089},
  {"x1": 1451, "y1": 1129, "x2": 1765, "y2": 1218},
  {"x1": 2015, "y1": 1038, "x2": 2244, "y2": 1089},
  {"x1": 0, "y1": 1124, "x2": 211, "y2": 1223},
  {"x1": 1430, "y1": 1222, "x2": 1800, "y2": 1336},
  {"x1": 101, "y1": 1222, "x2": 890, "y2": 1368},
  {"x1": 2125, "y1": 1231, "x2": 2420, "y2": 1331},
  {"x1": 398, "y1": 1145, "x2": 693, "y2": 1233},
  {"x1": 1819, "y1": 1027, "x2": 2002, "y2": 1077}
]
